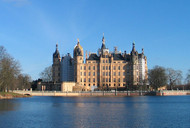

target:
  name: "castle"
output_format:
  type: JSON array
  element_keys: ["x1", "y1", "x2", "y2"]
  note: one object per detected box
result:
[{"x1": 52, "y1": 35, "x2": 148, "y2": 91}]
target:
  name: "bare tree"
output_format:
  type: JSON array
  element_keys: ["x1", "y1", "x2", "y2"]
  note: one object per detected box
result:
[
  {"x1": 40, "y1": 66, "x2": 52, "y2": 82},
  {"x1": 0, "y1": 57, "x2": 20, "y2": 92},
  {"x1": 16, "y1": 74, "x2": 31, "y2": 90},
  {"x1": 148, "y1": 66, "x2": 167, "y2": 90},
  {"x1": 185, "y1": 69, "x2": 190, "y2": 85},
  {"x1": 0, "y1": 46, "x2": 22, "y2": 92},
  {"x1": 166, "y1": 68, "x2": 183, "y2": 90}
]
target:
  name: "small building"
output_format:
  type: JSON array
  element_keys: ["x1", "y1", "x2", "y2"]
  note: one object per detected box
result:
[{"x1": 61, "y1": 82, "x2": 75, "y2": 92}]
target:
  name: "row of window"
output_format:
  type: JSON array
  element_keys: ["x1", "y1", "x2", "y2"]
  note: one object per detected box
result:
[
  {"x1": 80, "y1": 71, "x2": 131, "y2": 76},
  {"x1": 83, "y1": 83, "x2": 127, "y2": 87},
  {"x1": 81, "y1": 78, "x2": 126, "y2": 82},
  {"x1": 81, "y1": 72, "x2": 96, "y2": 76},
  {"x1": 82, "y1": 78, "x2": 97, "y2": 82},
  {"x1": 80, "y1": 65, "x2": 141, "y2": 71}
]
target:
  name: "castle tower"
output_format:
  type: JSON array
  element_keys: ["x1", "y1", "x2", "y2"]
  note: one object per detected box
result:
[
  {"x1": 73, "y1": 39, "x2": 84, "y2": 85},
  {"x1": 52, "y1": 44, "x2": 61, "y2": 83},
  {"x1": 131, "y1": 42, "x2": 139, "y2": 86}
]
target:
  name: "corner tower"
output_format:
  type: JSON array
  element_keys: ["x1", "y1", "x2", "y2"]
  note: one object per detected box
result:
[
  {"x1": 52, "y1": 44, "x2": 61, "y2": 83},
  {"x1": 131, "y1": 42, "x2": 139, "y2": 86},
  {"x1": 73, "y1": 39, "x2": 84, "y2": 85}
]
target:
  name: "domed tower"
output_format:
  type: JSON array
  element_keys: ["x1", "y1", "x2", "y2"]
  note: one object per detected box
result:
[
  {"x1": 52, "y1": 44, "x2": 61, "y2": 83},
  {"x1": 130, "y1": 42, "x2": 139, "y2": 86},
  {"x1": 73, "y1": 39, "x2": 84, "y2": 85}
]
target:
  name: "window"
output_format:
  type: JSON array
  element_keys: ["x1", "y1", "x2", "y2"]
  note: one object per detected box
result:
[
  {"x1": 89, "y1": 78, "x2": 91, "y2": 82},
  {"x1": 114, "y1": 66, "x2": 116, "y2": 70},
  {"x1": 106, "y1": 66, "x2": 108, "y2": 70},
  {"x1": 109, "y1": 78, "x2": 111, "y2": 82},
  {"x1": 118, "y1": 78, "x2": 120, "y2": 82},
  {"x1": 89, "y1": 84, "x2": 90, "y2": 86},
  {"x1": 114, "y1": 72, "x2": 116, "y2": 76},
  {"x1": 93, "y1": 66, "x2": 95, "y2": 70},
  {"x1": 89, "y1": 66, "x2": 91, "y2": 70},
  {"x1": 84, "y1": 72, "x2": 86, "y2": 76},
  {"x1": 106, "y1": 72, "x2": 108, "y2": 76},
  {"x1": 81, "y1": 79, "x2": 82, "y2": 82},
  {"x1": 123, "y1": 78, "x2": 125, "y2": 82},
  {"x1": 109, "y1": 72, "x2": 111, "y2": 76},
  {"x1": 103, "y1": 66, "x2": 105, "y2": 70},
  {"x1": 81, "y1": 66, "x2": 82, "y2": 70},
  {"x1": 109, "y1": 66, "x2": 111, "y2": 70},
  {"x1": 89, "y1": 72, "x2": 91, "y2": 76},
  {"x1": 114, "y1": 78, "x2": 116, "y2": 82},
  {"x1": 103, "y1": 60, "x2": 105, "y2": 63},
  {"x1": 123, "y1": 72, "x2": 125, "y2": 76},
  {"x1": 81, "y1": 72, "x2": 82, "y2": 76},
  {"x1": 84, "y1": 78, "x2": 86, "y2": 82},
  {"x1": 84, "y1": 84, "x2": 86, "y2": 86},
  {"x1": 93, "y1": 78, "x2": 95, "y2": 82},
  {"x1": 118, "y1": 66, "x2": 120, "y2": 70},
  {"x1": 103, "y1": 78, "x2": 105, "y2": 82},
  {"x1": 118, "y1": 72, "x2": 120, "y2": 76},
  {"x1": 93, "y1": 72, "x2": 95, "y2": 76},
  {"x1": 123, "y1": 66, "x2": 125, "y2": 70},
  {"x1": 84, "y1": 66, "x2": 86, "y2": 70}
]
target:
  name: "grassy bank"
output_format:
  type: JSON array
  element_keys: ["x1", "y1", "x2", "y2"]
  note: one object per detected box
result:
[{"x1": 0, "y1": 92, "x2": 31, "y2": 99}]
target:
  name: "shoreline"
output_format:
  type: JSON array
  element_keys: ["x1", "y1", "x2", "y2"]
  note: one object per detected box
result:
[
  {"x1": 0, "y1": 92, "x2": 31, "y2": 99},
  {"x1": 12, "y1": 90, "x2": 190, "y2": 97}
]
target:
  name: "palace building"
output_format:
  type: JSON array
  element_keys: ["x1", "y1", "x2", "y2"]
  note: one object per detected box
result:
[{"x1": 52, "y1": 35, "x2": 148, "y2": 91}]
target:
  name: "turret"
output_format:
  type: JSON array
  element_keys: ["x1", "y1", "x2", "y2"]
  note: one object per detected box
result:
[
  {"x1": 99, "y1": 33, "x2": 109, "y2": 55},
  {"x1": 52, "y1": 44, "x2": 61, "y2": 83},
  {"x1": 73, "y1": 39, "x2": 84, "y2": 84}
]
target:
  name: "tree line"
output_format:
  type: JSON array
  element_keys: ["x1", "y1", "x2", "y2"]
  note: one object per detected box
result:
[
  {"x1": 149, "y1": 66, "x2": 190, "y2": 90},
  {"x1": 0, "y1": 46, "x2": 31, "y2": 92}
]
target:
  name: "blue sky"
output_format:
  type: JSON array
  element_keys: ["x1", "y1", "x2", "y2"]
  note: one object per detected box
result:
[{"x1": 0, "y1": 0, "x2": 190, "y2": 80}]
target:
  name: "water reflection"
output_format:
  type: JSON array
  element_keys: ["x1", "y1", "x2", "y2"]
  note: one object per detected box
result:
[
  {"x1": 0, "y1": 99, "x2": 20, "y2": 112},
  {"x1": 0, "y1": 96, "x2": 190, "y2": 128}
]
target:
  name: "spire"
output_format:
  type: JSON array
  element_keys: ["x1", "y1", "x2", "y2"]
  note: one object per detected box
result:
[
  {"x1": 142, "y1": 48, "x2": 144, "y2": 54},
  {"x1": 132, "y1": 41, "x2": 136, "y2": 52},
  {"x1": 102, "y1": 33, "x2": 105, "y2": 44},
  {"x1": 53, "y1": 43, "x2": 60, "y2": 58},
  {"x1": 101, "y1": 33, "x2": 106, "y2": 50},
  {"x1": 56, "y1": 43, "x2": 58, "y2": 51},
  {"x1": 77, "y1": 38, "x2": 80, "y2": 45}
]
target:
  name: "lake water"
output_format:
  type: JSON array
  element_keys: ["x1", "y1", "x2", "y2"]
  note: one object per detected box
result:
[{"x1": 0, "y1": 96, "x2": 190, "y2": 128}]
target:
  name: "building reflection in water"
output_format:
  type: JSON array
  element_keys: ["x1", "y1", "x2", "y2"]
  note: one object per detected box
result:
[{"x1": 0, "y1": 99, "x2": 20, "y2": 112}]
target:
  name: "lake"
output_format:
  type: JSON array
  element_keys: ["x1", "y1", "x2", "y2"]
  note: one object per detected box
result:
[{"x1": 0, "y1": 96, "x2": 190, "y2": 128}]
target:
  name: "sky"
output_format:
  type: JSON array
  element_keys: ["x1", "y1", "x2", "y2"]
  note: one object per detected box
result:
[{"x1": 0, "y1": 0, "x2": 190, "y2": 80}]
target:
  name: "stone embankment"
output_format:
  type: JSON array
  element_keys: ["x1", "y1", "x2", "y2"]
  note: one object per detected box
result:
[
  {"x1": 157, "y1": 90, "x2": 190, "y2": 96},
  {"x1": 12, "y1": 90, "x2": 190, "y2": 97}
]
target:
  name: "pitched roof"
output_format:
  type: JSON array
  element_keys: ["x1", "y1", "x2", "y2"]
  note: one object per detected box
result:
[
  {"x1": 113, "y1": 53, "x2": 125, "y2": 60},
  {"x1": 87, "y1": 53, "x2": 100, "y2": 60}
]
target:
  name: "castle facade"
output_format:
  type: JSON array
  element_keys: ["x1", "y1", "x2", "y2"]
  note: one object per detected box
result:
[{"x1": 52, "y1": 35, "x2": 148, "y2": 91}]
